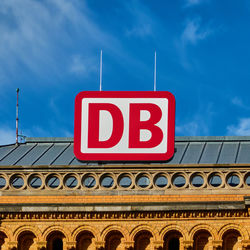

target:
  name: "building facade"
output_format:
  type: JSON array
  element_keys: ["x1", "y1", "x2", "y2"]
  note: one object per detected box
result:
[{"x1": 0, "y1": 136, "x2": 250, "y2": 249}]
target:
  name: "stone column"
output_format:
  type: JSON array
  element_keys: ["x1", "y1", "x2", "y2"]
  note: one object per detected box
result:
[
  {"x1": 211, "y1": 240, "x2": 223, "y2": 250},
  {"x1": 181, "y1": 240, "x2": 193, "y2": 250},
  {"x1": 35, "y1": 241, "x2": 47, "y2": 250},
  {"x1": 152, "y1": 240, "x2": 164, "y2": 249},
  {"x1": 94, "y1": 240, "x2": 105, "y2": 250},
  {"x1": 6, "y1": 241, "x2": 18, "y2": 250},
  {"x1": 151, "y1": 240, "x2": 164, "y2": 249},
  {"x1": 65, "y1": 241, "x2": 77, "y2": 250},
  {"x1": 122, "y1": 241, "x2": 134, "y2": 250},
  {"x1": 241, "y1": 239, "x2": 250, "y2": 250}
]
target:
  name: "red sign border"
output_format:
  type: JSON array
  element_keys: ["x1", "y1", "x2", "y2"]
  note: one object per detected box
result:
[{"x1": 74, "y1": 91, "x2": 175, "y2": 161}]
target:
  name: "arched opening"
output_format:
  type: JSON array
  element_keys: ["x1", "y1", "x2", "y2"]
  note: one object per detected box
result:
[
  {"x1": 222, "y1": 229, "x2": 241, "y2": 250},
  {"x1": 134, "y1": 230, "x2": 153, "y2": 250},
  {"x1": 17, "y1": 231, "x2": 36, "y2": 250},
  {"x1": 46, "y1": 231, "x2": 65, "y2": 250},
  {"x1": 0, "y1": 232, "x2": 7, "y2": 250},
  {"x1": 163, "y1": 230, "x2": 182, "y2": 250},
  {"x1": 105, "y1": 230, "x2": 124, "y2": 250},
  {"x1": 76, "y1": 231, "x2": 95, "y2": 250},
  {"x1": 193, "y1": 230, "x2": 211, "y2": 250}
]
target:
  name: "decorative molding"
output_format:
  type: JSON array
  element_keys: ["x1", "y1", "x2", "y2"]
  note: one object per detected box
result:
[
  {"x1": 0, "y1": 209, "x2": 249, "y2": 221},
  {"x1": 0, "y1": 168, "x2": 249, "y2": 192}
]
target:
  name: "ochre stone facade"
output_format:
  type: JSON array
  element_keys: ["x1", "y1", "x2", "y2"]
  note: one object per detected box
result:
[{"x1": 0, "y1": 210, "x2": 250, "y2": 249}]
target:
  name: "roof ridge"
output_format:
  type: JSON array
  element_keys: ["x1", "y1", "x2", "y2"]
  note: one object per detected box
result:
[{"x1": 25, "y1": 136, "x2": 250, "y2": 143}]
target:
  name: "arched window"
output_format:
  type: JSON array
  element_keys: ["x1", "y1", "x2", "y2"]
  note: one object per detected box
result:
[
  {"x1": 134, "y1": 230, "x2": 153, "y2": 250},
  {"x1": 105, "y1": 230, "x2": 124, "y2": 250},
  {"x1": 17, "y1": 231, "x2": 36, "y2": 250},
  {"x1": 193, "y1": 230, "x2": 211, "y2": 250},
  {"x1": 163, "y1": 230, "x2": 182, "y2": 250},
  {"x1": 46, "y1": 231, "x2": 65, "y2": 250},
  {"x1": 0, "y1": 232, "x2": 7, "y2": 250},
  {"x1": 76, "y1": 231, "x2": 95, "y2": 250},
  {"x1": 222, "y1": 229, "x2": 241, "y2": 250}
]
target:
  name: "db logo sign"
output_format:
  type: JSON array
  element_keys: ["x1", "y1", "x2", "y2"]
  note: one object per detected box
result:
[{"x1": 74, "y1": 91, "x2": 175, "y2": 161}]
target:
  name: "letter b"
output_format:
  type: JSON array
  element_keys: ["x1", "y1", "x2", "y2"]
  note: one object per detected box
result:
[{"x1": 129, "y1": 103, "x2": 163, "y2": 148}]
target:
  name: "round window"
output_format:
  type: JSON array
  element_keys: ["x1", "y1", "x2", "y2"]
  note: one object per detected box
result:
[
  {"x1": 136, "y1": 175, "x2": 150, "y2": 188},
  {"x1": 227, "y1": 173, "x2": 240, "y2": 187},
  {"x1": 64, "y1": 175, "x2": 78, "y2": 188},
  {"x1": 172, "y1": 175, "x2": 186, "y2": 188},
  {"x1": 46, "y1": 175, "x2": 60, "y2": 189},
  {"x1": 83, "y1": 175, "x2": 96, "y2": 188},
  {"x1": 245, "y1": 174, "x2": 250, "y2": 186},
  {"x1": 154, "y1": 174, "x2": 168, "y2": 188},
  {"x1": 118, "y1": 175, "x2": 132, "y2": 188},
  {"x1": 28, "y1": 175, "x2": 42, "y2": 189},
  {"x1": 191, "y1": 174, "x2": 204, "y2": 187},
  {"x1": 0, "y1": 176, "x2": 6, "y2": 189},
  {"x1": 11, "y1": 175, "x2": 24, "y2": 189},
  {"x1": 208, "y1": 174, "x2": 222, "y2": 187},
  {"x1": 100, "y1": 176, "x2": 114, "y2": 188}
]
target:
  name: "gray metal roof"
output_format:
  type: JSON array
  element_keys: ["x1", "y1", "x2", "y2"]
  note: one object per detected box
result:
[{"x1": 1, "y1": 136, "x2": 250, "y2": 166}]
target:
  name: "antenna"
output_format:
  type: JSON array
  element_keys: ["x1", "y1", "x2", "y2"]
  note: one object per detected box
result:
[
  {"x1": 100, "y1": 49, "x2": 103, "y2": 91},
  {"x1": 154, "y1": 50, "x2": 157, "y2": 91},
  {"x1": 16, "y1": 88, "x2": 19, "y2": 144}
]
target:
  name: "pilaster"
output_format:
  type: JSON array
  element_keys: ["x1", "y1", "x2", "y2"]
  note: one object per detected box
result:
[
  {"x1": 6, "y1": 241, "x2": 18, "y2": 250},
  {"x1": 152, "y1": 240, "x2": 164, "y2": 249},
  {"x1": 94, "y1": 240, "x2": 105, "y2": 250},
  {"x1": 211, "y1": 240, "x2": 223, "y2": 250},
  {"x1": 35, "y1": 241, "x2": 47, "y2": 250},
  {"x1": 123, "y1": 241, "x2": 134, "y2": 249},
  {"x1": 65, "y1": 241, "x2": 76, "y2": 250}
]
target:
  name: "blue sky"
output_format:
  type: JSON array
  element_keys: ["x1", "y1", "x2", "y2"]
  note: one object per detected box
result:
[{"x1": 1, "y1": 0, "x2": 250, "y2": 145}]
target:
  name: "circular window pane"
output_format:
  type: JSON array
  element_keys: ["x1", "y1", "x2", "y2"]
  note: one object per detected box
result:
[
  {"x1": 0, "y1": 177, "x2": 6, "y2": 189},
  {"x1": 101, "y1": 176, "x2": 114, "y2": 188},
  {"x1": 209, "y1": 174, "x2": 222, "y2": 187},
  {"x1": 29, "y1": 176, "x2": 42, "y2": 189},
  {"x1": 245, "y1": 174, "x2": 250, "y2": 186},
  {"x1": 119, "y1": 176, "x2": 132, "y2": 188},
  {"x1": 65, "y1": 176, "x2": 78, "y2": 188},
  {"x1": 47, "y1": 175, "x2": 60, "y2": 189},
  {"x1": 173, "y1": 175, "x2": 186, "y2": 187},
  {"x1": 155, "y1": 175, "x2": 168, "y2": 188},
  {"x1": 136, "y1": 175, "x2": 150, "y2": 188},
  {"x1": 191, "y1": 175, "x2": 204, "y2": 187},
  {"x1": 227, "y1": 174, "x2": 240, "y2": 187},
  {"x1": 83, "y1": 176, "x2": 96, "y2": 188},
  {"x1": 11, "y1": 176, "x2": 24, "y2": 189}
]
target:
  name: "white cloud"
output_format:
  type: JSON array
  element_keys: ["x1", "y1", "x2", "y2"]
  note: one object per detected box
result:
[
  {"x1": 227, "y1": 118, "x2": 250, "y2": 136},
  {"x1": 0, "y1": 0, "x2": 119, "y2": 83},
  {"x1": 176, "y1": 18, "x2": 214, "y2": 69},
  {"x1": 185, "y1": 0, "x2": 201, "y2": 6},
  {"x1": 176, "y1": 119, "x2": 209, "y2": 136},
  {"x1": 231, "y1": 97, "x2": 250, "y2": 110},
  {"x1": 181, "y1": 19, "x2": 212, "y2": 45},
  {"x1": 176, "y1": 121, "x2": 200, "y2": 136},
  {"x1": 0, "y1": 127, "x2": 16, "y2": 145},
  {"x1": 184, "y1": 0, "x2": 211, "y2": 8},
  {"x1": 69, "y1": 55, "x2": 97, "y2": 76},
  {"x1": 124, "y1": 1, "x2": 154, "y2": 38},
  {"x1": 22, "y1": 125, "x2": 73, "y2": 139},
  {"x1": 184, "y1": 0, "x2": 210, "y2": 7},
  {"x1": 0, "y1": 123, "x2": 73, "y2": 146}
]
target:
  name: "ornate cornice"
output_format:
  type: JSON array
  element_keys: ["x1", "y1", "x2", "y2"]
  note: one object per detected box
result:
[{"x1": 0, "y1": 209, "x2": 249, "y2": 221}]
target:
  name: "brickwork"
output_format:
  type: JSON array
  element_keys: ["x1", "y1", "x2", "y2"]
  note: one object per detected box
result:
[{"x1": 0, "y1": 194, "x2": 245, "y2": 204}]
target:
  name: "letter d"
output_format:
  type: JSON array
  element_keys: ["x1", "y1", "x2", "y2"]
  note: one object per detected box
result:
[{"x1": 88, "y1": 103, "x2": 124, "y2": 148}]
